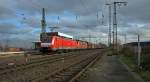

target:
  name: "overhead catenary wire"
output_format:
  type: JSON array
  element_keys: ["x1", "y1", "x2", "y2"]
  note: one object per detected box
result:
[
  {"x1": 77, "y1": 0, "x2": 109, "y2": 44},
  {"x1": 16, "y1": 0, "x2": 43, "y2": 25},
  {"x1": 101, "y1": 4, "x2": 108, "y2": 26},
  {"x1": 30, "y1": 0, "x2": 43, "y2": 10},
  {"x1": 79, "y1": 0, "x2": 90, "y2": 13},
  {"x1": 79, "y1": 0, "x2": 104, "y2": 25}
]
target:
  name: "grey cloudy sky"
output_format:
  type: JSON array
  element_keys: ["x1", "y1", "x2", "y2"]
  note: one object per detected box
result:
[{"x1": 0, "y1": 0, "x2": 150, "y2": 48}]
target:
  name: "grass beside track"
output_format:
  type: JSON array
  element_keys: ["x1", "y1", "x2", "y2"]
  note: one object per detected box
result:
[{"x1": 120, "y1": 55, "x2": 150, "y2": 82}]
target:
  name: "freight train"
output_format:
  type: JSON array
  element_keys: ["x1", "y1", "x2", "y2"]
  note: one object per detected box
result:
[
  {"x1": 39, "y1": 32, "x2": 103, "y2": 53},
  {"x1": 35, "y1": 8, "x2": 104, "y2": 53}
]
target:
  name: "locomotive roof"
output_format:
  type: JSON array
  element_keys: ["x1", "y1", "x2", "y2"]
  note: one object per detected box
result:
[
  {"x1": 76, "y1": 40, "x2": 88, "y2": 43},
  {"x1": 44, "y1": 32, "x2": 73, "y2": 39}
]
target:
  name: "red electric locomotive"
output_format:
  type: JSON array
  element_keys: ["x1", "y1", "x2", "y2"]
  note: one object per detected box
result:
[{"x1": 40, "y1": 32, "x2": 90, "y2": 52}]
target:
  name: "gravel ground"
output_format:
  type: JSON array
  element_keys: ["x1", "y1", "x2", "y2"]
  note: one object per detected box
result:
[
  {"x1": 0, "y1": 49, "x2": 101, "y2": 82},
  {"x1": 79, "y1": 54, "x2": 142, "y2": 82}
]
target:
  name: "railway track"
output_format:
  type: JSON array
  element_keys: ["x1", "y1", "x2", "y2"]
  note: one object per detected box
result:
[
  {"x1": 31, "y1": 51, "x2": 102, "y2": 82},
  {"x1": 0, "y1": 50, "x2": 79, "y2": 69},
  {"x1": 0, "y1": 52, "x2": 78, "y2": 75},
  {"x1": 0, "y1": 50, "x2": 94, "y2": 71},
  {"x1": 0, "y1": 50, "x2": 101, "y2": 82}
]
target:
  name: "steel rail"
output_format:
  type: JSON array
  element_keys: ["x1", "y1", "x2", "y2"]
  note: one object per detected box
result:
[
  {"x1": 31, "y1": 52, "x2": 101, "y2": 82},
  {"x1": 0, "y1": 53, "x2": 79, "y2": 75}
]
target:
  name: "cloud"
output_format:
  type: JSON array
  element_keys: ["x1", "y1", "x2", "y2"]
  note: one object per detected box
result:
[
  {"x1": 0, "y1": 0, "x2": 16, "y2": 19},
  {"x1": 0, "y1": 23, "x2": 34, "y2": 34},
  {"x1": 119, "y1": 0, "x2": 150, "y2": 23},
  {"x1": 0, "y1": 23, "x2": 39, "y2": 48},
  {"x1": 0, "y1": 0, "x2": 150, "y2": 48}
]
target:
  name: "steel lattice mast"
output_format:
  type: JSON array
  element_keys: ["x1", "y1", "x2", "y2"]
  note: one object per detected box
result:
[
  {"x1": 113, "y1": 1, "x2": 127, "y2": 53},
  {"x1": 41, "y1": 8, "x2": 47, "y2": 33}
]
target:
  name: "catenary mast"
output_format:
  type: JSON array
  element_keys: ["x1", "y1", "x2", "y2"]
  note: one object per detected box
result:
[{"x1": 41, "y1": 8, "x2": 47, "y2": 33}]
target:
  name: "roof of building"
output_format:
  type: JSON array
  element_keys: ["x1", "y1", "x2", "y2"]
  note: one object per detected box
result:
[{"x1": 126, "y1": 41, "x2": 150, "y2": 46}]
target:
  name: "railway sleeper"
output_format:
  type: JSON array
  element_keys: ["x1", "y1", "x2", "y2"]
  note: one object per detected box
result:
[{"x1": 49, "y1": 58, "x2": 98, "y2": 82}]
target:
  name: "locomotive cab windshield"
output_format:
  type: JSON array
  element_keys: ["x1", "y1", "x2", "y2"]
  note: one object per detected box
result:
[{"x1": 40, "y1": 33, "x2": 52, "y2": 43}]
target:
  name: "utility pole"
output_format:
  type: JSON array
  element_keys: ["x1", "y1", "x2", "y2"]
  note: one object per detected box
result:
[
  {"x1": 5, "y1": 39, "x2": 9, "y2": 51},
  {"x1": 106, "y1": 3, "x2": 112, "y2": 47},
  {"x1": 137, "y1": 34, "x2": 141, "y2": 69},
  {"x1": 57, "y1": 16, "x2": 60, "y2": 27},
  {"x1": 123, "y1": 34, "x2": 127, "y2": 48},
  {"x1": 124, "y1": 34, "x2": 127, "y2": 44},
  {"x1": 113, "y1": 1, "x2": 127, "y2": 54},
  {"x1": 89, "y1": 34, "x2": 91, "y2": 43},
  {"x1": 88, "y1": 29, "x2": 91, "y2": 43},
  {"x1": 113, "y1": 2, "x2": 117, "y2": 52},
  {"x1": 76, "y1": 16, "x2": 78, "y2": 25}
]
